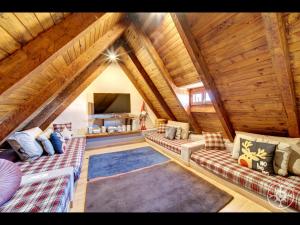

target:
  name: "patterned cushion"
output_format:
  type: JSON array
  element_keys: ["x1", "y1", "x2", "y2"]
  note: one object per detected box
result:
[
  {"x1": 157, "y1": 123, "x2": 167, "y2": 133},
  {"x1": 238, "y1": 138, "x2": 277, "y2": 175},
  {"x1": 191, "y1": 149, "x2": 300, "y2": 211},
  {"x1": 0, "y1": 175, "x2": 72, "y2": 212},
  {"x1": 53, "y1": 123, "x2": 72, "y2": 132},
  {"x1": 16, "y1": 137, "x2": 86, "y2": 181},
  {"x1": 144, "y1": 131, "x2": 191, "y2": 154},
  {"x1": 203, "y1": 132, "x2": 226, "y2": 150}
]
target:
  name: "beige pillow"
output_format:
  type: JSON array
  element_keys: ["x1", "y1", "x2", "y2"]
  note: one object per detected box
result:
[
  {"x1": 234, "y1": 131, "x2": 300, "y2": 176},
  {"x1": 167, "y1": 121, "x2": 190, "y2": 139},
  {"x1": 273, "y1": 143, "x2": 292, "y2": 177}
]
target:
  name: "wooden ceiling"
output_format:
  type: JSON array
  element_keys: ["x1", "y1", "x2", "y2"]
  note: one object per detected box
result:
[{"x1": 1, "y1": 12, "x2": 300, "y2": 143}]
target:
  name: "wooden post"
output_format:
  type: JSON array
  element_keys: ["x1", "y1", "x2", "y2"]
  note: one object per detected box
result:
[{"x1": 262, "y1": 13, "x2": 300, "y2": 137}]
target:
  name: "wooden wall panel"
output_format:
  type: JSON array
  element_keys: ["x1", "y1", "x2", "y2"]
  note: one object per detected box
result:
[
  {"x1": 146, "y1": 14, "x2": 201, "y2": 87},
  {"x1": 186, "y1": 13, "x2": 289, "y2": 136}
]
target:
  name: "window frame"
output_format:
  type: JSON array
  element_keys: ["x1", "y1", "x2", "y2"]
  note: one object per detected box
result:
[{"x1": 190, "y1": 87, "x2": 212, "y2": 106}]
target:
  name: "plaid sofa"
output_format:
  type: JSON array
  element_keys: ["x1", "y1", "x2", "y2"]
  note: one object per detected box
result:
[
  {"x1": 0, "y1": 175, "x2": 72, "y2": 212},
  {"x1": 144, "y1": 131, "x2": 191, "y2": 154},
  {"x1": 16, "y1": 137, "x2": 86, "y2": 181},
  {"x1": 191, "y1": 149, "x2": 300, "y2": 211}
]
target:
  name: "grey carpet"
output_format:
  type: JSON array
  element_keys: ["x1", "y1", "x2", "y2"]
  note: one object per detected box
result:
[{"x1": 85, "y1": 161, "x2": 233, "y2": 212}]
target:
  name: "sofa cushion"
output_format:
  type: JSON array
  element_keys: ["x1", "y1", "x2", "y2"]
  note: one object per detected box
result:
[
  {"x1": 165, "y1": 126, "x2": 176, "y2": 140},
  {"x1": 37, "y1": 134, "x2": 55, "y2": 156},
  {"x1": 144, "y1": 131, "x2": 191, "y2": 154},
  {"x1": 238, "y1": 138, "x2": 277, "y2": 175},
  {"x1": 7, "y1": 132, "x2": 44, "y2": 162},
  {"x1": 273, "y1": 143, "x2": 292, "y2": 177},
  {"x1": 234, "y1": 131, "x2": 300, "y2": 176},
  {"x1": 203, "y1": 132, "x2": 226, "y2": 150},
  {"x1": 191, "y1": 149, "x2": 300, "y2": 211},
  {"x1": 167, "y1": 121, "x2": 189, "y2": 139}
]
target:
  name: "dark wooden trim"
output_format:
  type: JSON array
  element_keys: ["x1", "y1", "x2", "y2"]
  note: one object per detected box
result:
[
  {"x1": 262, "y1": 13, "x2": 300, "y2": 137},
  {"x1": 0, "y1": 13, "x2": 104, "y2": 97},
  {"x1": 170, "y1": 13, "x2": 234, "y2": 141},
  {"x1": 126, "y1": 23, "x2": 202, "y2": 133},
  {"x1": 121, "y1": 40, "x2": 176, "y2": 121}
]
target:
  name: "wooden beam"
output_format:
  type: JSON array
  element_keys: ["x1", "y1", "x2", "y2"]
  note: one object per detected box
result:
[
  {"x1": 0, "y1": 22, "x2": 128, "y2": 143},
  {"x1": 170, "y1": 13, "x2": 234, "y2": 141},
  {"x1": 0, "y1": 13, "x2": 104, "y2": 97},
  {"x1": 262, "y1": 13, "x2": 300, "y2": 137},
  {"x1": 125, "y1": 23, "x2": 202, "y2": 133},
  {"x1": 121, "y1": 40, "x2": 176, "y2": 121},
  {"x1": 118, "y1": 61, "x2": 161, "y2": 119},
  {"x1": 24, "y1": 56, "x2": 110, "y2": 130}
]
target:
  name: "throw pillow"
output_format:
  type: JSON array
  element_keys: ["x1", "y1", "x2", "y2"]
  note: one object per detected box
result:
[
  {"x1": 232, "y1": 132, "x2": 257, "y2": 159},
  {"x1": 157, "y1": 123, "x2": 167, "y2": 133},
  {"x1": 238, "y1": 138, "x2": 277, "y2": 175},
  {"x1": 50, "y1": 132, "x2": 65, "y2": 154},
  {"x1": 60, "y1": 125, "x2": 73, "y2": 140},
  {"x1": 174, "y1": 126, "x2": 182, "y2": 140},
  {"x1": 273, "y1": 143, "x2": 292, "y2": 177},
  {"x1": 164, "y1": 126, "x2": 177, "y2": 140},
  {"x1": 53, "y1": 122, "x2": 72, "y2": 132},
  {"x1": 167, "y1": 121, "x2": 190, "y2": 139},
  {"x1": 7, "y1": 132, "x2": 44, "y2": 162},
  {"x1": 37, "y1": 134, "x2": 55, "y2": 156},
  {"x1": 203, "y1": 132, "x2": 226, "y2": 150}
]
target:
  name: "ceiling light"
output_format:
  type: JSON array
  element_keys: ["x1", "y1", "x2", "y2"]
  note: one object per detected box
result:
[{"x1": 104, "y1": 48, "x2": 120, "y2": 63}]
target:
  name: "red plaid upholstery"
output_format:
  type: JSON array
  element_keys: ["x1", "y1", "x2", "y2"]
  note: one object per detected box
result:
[
  {"x1": 203, "y1": 132, "x2": 226, "y2": 150},
  {"x1": 0, "y1": 175, "x2": 72, "y2": 212},
  {"x1": 53, "y1": 122, "x2": 72, "y2": 132},
  {"x1": 191, "y1": 149, "x2": 300, "y2": 211},
  {"x1": 17, "y1": 137, "x2": 86, "y2": 181},
  {"x1": 157, "y1": 123, "x2": 166, "y2": 133},
  {"x1": 144, "y1": 131, "x2": 191, "y2": 154}
]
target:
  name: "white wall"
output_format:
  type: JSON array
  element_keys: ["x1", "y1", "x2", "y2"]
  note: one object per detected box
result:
[{"x1": 51, "y1": 63, "x2": 157, "y2": 135}]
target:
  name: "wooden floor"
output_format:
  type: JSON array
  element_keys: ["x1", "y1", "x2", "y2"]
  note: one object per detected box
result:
[{"x1": 70, "y1": 141, "x2": 270, "y2": 212}]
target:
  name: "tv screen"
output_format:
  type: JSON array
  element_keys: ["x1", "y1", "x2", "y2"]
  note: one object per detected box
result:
[{"x1": 93, "y1": 93, "x2": 131, "y2": 114}]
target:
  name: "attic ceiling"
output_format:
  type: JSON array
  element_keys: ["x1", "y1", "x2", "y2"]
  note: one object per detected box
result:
[{"x1": 0, "y1": 12, "x2": 300, "y2": 144}]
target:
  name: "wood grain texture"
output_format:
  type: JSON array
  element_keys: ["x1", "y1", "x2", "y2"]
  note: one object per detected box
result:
[
  {"x1": 172, "y1": 13, "x2": 234, "y2": 141},
  {"x1": 262, "y1": 13, "x2": 300, "y2": 137},
  {"x1": 0, "y1": 13, "x2": 104, "y2": 97},
  {"x1": 0, "y1": 21, "x2": 128, "y2": 143}
]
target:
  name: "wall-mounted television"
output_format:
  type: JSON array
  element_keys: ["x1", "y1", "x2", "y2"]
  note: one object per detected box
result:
[{"x1": 93, "y1": 93, "x2": 131, "y2": 114}]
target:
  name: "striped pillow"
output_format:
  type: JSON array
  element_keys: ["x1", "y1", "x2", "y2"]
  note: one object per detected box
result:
[
  {"x1": 203, "y1": 132, "x2": 226, "y2": 150},
  {"x1": 53, "y1": 122, "x2": 72, "y2": 132},
  {"x1": 157, "y1": 123, "x2": 167, "y2": 133}
]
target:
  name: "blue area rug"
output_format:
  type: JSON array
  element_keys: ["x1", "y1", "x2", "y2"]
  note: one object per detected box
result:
[{"x1": 88, "y1": 146, "x2": 169, "y2": 180}]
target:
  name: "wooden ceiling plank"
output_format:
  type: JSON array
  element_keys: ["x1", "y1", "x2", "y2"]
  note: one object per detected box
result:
[
  {"x1": 0, "y1": 26, "x2": 21, "y2": 54},
  {"x1": 126, "y1": 22, "x2": 201, "y2": 133},
  {"x1": 122, "y1": 41, "x2": 176, "y2": 120},
  {"x1": 0, "y1": 21, "x2": 128, "y2": 144},
  {"x1": 35, "y1": 13, "x2": 55, "y2": 30},
  {"x1": 14, "y1": 13, "x2": 44, "y2": 37},
  {"x1": 0, "y1": 13, "x2": 104, "y2": 97},
  {"x1": 171, "y1": 13, "x2": 235, "y2": 141},
  {"x1": 262, "y1": 13, "x2": 300, "y2": 137},
  {"x1": 50, "y1": 13, "x2": 64, "y2": 25}
]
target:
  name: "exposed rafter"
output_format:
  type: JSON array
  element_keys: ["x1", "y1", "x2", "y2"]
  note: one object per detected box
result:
[
  {"x1": 125, "y1": 22, "x2": 202, "y2": 133},
  {"x1": 262, "y1": 13, "x2": 300, "y2": 137},
  {"x1": 0, "y1": 13, "x2": 104, "y2": 97},
  {"x1": 121, "y1": 39, "x2": 176, "y2": 121},
  {"x1": 0, "y1": 22, "x2": 128, "y2": 143},
  {"x1": 170, "y1": 13, "x2": 234, "y2": 141}
]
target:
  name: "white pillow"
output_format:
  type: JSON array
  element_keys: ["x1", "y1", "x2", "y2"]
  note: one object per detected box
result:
[
  {"x1": 60, "y1": 126, "x2": 72, "y2": 140},
  {"x1": 22, "y1": 127, "x2": 43, "y2": 138}
]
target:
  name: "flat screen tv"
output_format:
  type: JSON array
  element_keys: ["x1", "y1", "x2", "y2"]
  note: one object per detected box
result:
[{"x1": 93, "y1": 93, "x2": 131, "y2": 114}]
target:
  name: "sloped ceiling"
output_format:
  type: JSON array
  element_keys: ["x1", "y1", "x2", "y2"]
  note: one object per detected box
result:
[{"x1": 1, "y1": 12, "x2": 300, "y2": 144}]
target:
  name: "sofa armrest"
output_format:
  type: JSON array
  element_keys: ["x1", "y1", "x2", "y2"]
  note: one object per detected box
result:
[
  {"x1": 142, "y1": 128, "x2": 157, "y2": 136},
  {"x1": 181, "y1": 140, "x2": 205, "y2": 163}
]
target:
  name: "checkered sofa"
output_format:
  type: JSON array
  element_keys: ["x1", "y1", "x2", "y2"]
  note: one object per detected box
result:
[
  {"x1": 143, "y1": 130, "x2": 192, "y2": 154},
  {"x1": 190, "y1": 149, "x2": 300, "y2": 211},
  {"x1": 1, "y1": 137, "x2": 86, "y2": 212}
]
